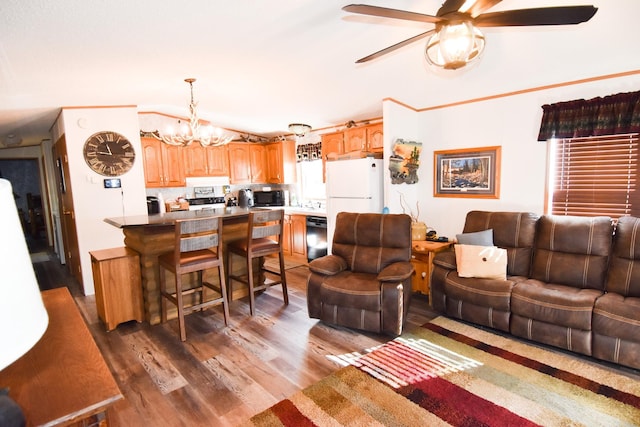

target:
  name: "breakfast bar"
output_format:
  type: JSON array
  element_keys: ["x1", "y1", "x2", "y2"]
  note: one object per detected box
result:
[{"x1": 105, "y1": 206, "x2": 269, "y2": 325}]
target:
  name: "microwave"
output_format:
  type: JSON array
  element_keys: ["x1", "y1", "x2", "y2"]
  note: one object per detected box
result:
[{"x1": 253, "y1": 190, "x2": 285, "y2": 207}]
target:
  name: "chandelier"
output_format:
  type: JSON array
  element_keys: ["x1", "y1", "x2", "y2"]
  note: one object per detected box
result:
[
  {"x1": 425, "y1": 20, "x2": 485, "y2": 70},
  {"x1": 153, "y1": 78, "x2": 233, "y2": 147}
]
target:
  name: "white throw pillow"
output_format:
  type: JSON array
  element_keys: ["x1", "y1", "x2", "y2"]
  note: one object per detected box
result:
[{"x1": 455, "y1": 244, "x2": 507, "y2": 280}]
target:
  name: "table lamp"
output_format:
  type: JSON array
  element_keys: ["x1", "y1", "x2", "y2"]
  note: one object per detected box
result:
[{"x1": 0, "y1": 179, "x2": 49, "y2": 426}]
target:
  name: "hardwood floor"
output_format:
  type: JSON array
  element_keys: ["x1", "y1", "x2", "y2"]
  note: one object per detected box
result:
[{"x1": 33, "y1": 251, "x2": 437, "y2": 426}]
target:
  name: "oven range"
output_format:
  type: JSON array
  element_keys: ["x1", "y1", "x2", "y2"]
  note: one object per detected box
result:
[{"x1": 186, "y1": 196, "x2": 226, "y2": 211}]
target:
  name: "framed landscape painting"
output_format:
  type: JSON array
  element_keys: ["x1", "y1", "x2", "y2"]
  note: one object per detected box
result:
[{"x1": 434, "y1": 146, "x2": 501, "y2": 198}]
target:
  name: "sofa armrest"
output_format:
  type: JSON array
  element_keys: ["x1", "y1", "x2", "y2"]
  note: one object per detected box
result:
[
  {"x1": 308, "y1": 255, "x2": 348, "y2": 276},
  {"x1": 432, "y1": 250, "x2": 457, "y2": 270},
  {"x1": 378, "y1": 261, "x2": 414, "y2": 282}
]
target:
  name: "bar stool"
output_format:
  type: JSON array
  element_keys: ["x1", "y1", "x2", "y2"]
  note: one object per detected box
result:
[
  {"x1": 227, "y1": 209, "x2": 288, "y2": 315},
  {"x1": 159, "y1": 216, "x2": 229, "y2": 341}
]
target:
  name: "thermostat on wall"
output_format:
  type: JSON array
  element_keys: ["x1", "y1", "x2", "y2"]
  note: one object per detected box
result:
[{"x1": 103, "y1": 178, "x2": 121, "y2": 189}]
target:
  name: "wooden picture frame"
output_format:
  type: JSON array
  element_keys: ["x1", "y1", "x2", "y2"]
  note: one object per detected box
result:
[{"x1": 434, "y1": 146, "x2": 501, "y2": 198}]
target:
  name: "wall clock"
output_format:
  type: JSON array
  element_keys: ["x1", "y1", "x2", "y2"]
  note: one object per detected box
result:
[{"x1": 83, "y1": 131, "x2": 135, "y2": 177}]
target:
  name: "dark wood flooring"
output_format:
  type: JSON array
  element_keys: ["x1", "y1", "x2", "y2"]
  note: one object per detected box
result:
[{"x1": 33, "y1": 250, "x2": 438, "y2": 426}]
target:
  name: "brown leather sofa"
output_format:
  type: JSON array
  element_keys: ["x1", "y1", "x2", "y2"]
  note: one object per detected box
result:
[
  {"x1": 307, "y1": 212, "x2": 414, "y2": 335},
  {"x1": 431, "y1": 211, "x2": 640, "y2": 370}
]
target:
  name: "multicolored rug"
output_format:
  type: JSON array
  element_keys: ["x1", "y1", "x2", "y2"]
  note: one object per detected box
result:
[{"x1": 244, "y1": 317, "x2": 640, "y2": 426}]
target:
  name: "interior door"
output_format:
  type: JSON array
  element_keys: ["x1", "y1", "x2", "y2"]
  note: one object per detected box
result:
[{"x1": 53, "y1": 137, "x2": 82, "y2": 285}]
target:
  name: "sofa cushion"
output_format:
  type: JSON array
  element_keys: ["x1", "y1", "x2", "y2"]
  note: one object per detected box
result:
[
  {"x1": 462, "y1": 211, "x2": 538, "y2": 277},
  {"x1": 455, "y1": 244, "x2": 507, "y2": 280},
  {"x1": 319, "y1": 271, "x2": 381, "y2": 312},
  {"x1": 511, "y1": 279, "x2": 602, "y2": 330},
  {"x1": 593, "y1": 293, "x2": 640, "y2": 344},
  {"x1": 605, "y1": 215, "x2": 640, "y2": 297},
  {"x1": 444, "y1": 273, "x2": 515, "y2": 311},
  {"x1": 456, "y1": 229, "x2": 494, "y2": 246},
  {"x1": 530, "y1": 215, "x2": 613, "y2": 291}
]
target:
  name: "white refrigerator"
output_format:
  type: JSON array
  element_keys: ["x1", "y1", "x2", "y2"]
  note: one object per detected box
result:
[{"x1": 326, "y1": 157, "x2": 383, "y2": 253}]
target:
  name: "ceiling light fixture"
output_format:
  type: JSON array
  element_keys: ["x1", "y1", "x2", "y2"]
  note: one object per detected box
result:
[
  {"x1": 288, "y1": 123, "x2": 312, "y2": 137},
  {"x1": 153, "y1": 78, "x2": 233, "y2": 147},
  {"x1": 425, "y1": 20, "x2": 485, "y2": 70}
]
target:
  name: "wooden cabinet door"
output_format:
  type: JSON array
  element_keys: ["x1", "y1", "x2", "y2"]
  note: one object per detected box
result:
[
  {"x1": 228, "y1": 143, "x2": 251, "y2": 184},
  {"x1": 321, "y1": 132, "x2": 344, "y2": 183},
  {"x1": 250, "y1": 144, "x2": 266, "y2": 183},
  {"x1": 184, "y1": 144, "x2": 208, "y2": 177},
  {"x1": 366, "y1": 123, "x2": 384, "y2": 152},
  {"x1": 290, "y1": 214, "x2": 307, "y2": 261},
  {"x1": 163, "y1": 144, "x2": 185, "y2": 187},
  {"x1": 282, "y1": 214, "x2": 292, "y2": 256},
  {"x1": 265, "y1": 142, "x2": 284, "y2": 183},
  {"x1": 206, "y1": 145, "x2": 229, "y2": 176},
  {"x1": 344, "y1": 127, "x2": 366, "y2": 153},
  {"x1": 141, "y1": 137, "x2": 164, "y2": 187}
]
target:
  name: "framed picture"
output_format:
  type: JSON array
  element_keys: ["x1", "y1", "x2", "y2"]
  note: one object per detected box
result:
[{"x1": 434, "y1": 146, "x2": 501, "y2": 198}]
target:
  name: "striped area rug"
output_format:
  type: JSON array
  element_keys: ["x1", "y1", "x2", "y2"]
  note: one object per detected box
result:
[{"x1": 244, "y1": 316, "x2": 640, "y2": 426}]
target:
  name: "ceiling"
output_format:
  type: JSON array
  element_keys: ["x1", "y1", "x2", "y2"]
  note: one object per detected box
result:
[{"x1": 1, "y1": 0, "x2": 638, "y2": 147}]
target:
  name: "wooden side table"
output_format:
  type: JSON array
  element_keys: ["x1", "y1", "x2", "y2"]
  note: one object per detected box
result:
[
  {"x1": 90, "y1": 247, "x2": 144, "y2": 331},
  {"x1": 0, "y1": 287, "x2": 123, "y2": 426},
  {"x1": 410, "y1": 240, "x2": 454, "y2": 297}
]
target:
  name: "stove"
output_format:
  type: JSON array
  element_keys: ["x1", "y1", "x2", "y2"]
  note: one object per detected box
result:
[{"x1": 186, "y1": 196, "x2": 226, "y2": 211}]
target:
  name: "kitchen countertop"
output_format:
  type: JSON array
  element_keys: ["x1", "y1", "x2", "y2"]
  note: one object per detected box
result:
[
  {"x1": 104, "y1": 206, "x2": 268, "y2": 228},
  {"x1": 283, "y1": 206, "x2": 326, "y2": 217}
]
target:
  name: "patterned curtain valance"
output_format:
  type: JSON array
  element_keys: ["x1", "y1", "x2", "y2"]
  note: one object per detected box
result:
[
  {"x1": 537, "y1": 90, "x2": 640, "y2": 141},
  {"x1": 296, "y1": 142, "x2": 322, "y2": 162}
]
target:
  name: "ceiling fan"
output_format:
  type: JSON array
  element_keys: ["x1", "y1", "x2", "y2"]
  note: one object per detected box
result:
[{"x1": 343, "y1": 1, "x2": 597, "y2": 69}]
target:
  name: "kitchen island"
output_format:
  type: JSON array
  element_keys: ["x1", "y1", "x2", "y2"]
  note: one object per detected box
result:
[{"x1": 105, "y1": 207, "x2": 271, "y2": 325}]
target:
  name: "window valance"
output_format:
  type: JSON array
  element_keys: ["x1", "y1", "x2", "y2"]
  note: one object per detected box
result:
[
  {"x1": 537, "y1": 90, "x2": 640, "y2": 141},
  {"x1": 296, "y1": 142, "x2": 322, "y2": 162}
]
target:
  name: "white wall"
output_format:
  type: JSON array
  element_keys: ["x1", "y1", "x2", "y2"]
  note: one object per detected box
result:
[
  {"x1": 55, "y1": 107, "x2": 147, "y2": 295},
  {"x1": 383, "y1": 72, "x2": 640, "y2": 239}
]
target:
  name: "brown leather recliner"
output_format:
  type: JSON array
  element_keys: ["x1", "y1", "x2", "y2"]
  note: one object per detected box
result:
[{"x1": 307, "y1": 212, "x2": 414, "y2": 335}]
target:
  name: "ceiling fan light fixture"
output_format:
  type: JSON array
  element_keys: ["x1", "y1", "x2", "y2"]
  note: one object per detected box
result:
[
  {"x1": 425, "y1": 21, "x2": 485, "y2": 70},
  {"x1": 288, "y1": 123, "x2": 312, "y2": 137},
  {"x1": 153, "y1": 78, "x2": 233, "y2": 147}
]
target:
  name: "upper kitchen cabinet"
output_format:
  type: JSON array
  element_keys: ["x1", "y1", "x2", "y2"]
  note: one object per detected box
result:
[
  {"x1": 184, "y1": 144, "x2": 229, "y2": 177},
  {"x1": 321, "y1": 132, "x2": 344, "y2": 182},
  {"x1": 228, "y1": 143, "x2": 252, "y2": 184},
  {"x1": 250, "y1": 144, "x2": 267, "y2": 183},
  {"x1": 141, "y1": 137, "x2": 185, "y2": 188},
  {"x1": 265, "y1": 140, "x2": 296, "y2": 184},
  {"x1": 344, "y1": 123, "x2": 383, "y2": 154},
  {"x1": 366, "y1": 123, "x2": 384, "y2": 152}
]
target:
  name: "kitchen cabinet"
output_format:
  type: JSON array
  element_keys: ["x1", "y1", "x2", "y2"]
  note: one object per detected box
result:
[
  {"x1": 283, "y1": 214, "x2": 307, "y2": 262},
  {"x1": 265, "y1": 140, "x2": 296, "y2": 184},
  {"x1": 321, "y1": 132, "x2": 344, "y2": 182},
  {"x1": 366, "y1": 122, "x2": 384, "y2": 152},
  {"x1": 344, "y1": 127, "x2": 367, "y2": 153},
  {"x1": 228, "y1": 143, "x2": 252, "y2": 184},
  {"x1": 184, "y1": 144, "x2": 229, "y2": 177},
  {"x1": 250, "y1": 144, "x2": 266, "y2": 183},
  {"x1": 141, "y1": 137, "x2": 185, "y2": 187}
]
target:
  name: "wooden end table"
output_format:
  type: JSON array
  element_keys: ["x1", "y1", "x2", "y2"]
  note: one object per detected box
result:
[{"x1": 410, "y1": 240, "x2": 454, "y2": 297}]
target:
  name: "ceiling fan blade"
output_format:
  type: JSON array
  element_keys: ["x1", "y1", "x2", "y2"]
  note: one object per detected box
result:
[
  {"x1": 466, "y1": 0, "x2": 503, "y2": 17},
  {"x1": 342, "y1": 4, "x2": 441, "y2": 24},
  {"x1": 474, "y1": 6, "x2": 597, "y2": 27},
  {"x1": 436, "y1": 0, "x2": 467, "y2": 16},
  {"x1": 355, "y1": 30, "x2": 434, "y2": 63}
]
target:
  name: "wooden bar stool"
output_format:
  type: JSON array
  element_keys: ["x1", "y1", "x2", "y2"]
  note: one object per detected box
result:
[
  {"x1": 159, "y1": 217, "x2": 229, "y2": 341},
  {"x1": 227, "y1": 209, "x2": 288, "y2": 315}
]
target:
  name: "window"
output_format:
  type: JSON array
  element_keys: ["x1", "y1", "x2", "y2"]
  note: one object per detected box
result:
[{"x1": 548, "y1": 133, "x2": 640, "y2": 219}]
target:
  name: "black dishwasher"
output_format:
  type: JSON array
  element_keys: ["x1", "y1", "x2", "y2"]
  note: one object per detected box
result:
[{"x1": 306, "y1": 216, "x2": 328, "y2": 262}]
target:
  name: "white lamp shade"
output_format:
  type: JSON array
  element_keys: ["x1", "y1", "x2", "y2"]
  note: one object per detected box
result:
[{"x1": 0, "y1": 179, "x2": 48, "y2": 370}]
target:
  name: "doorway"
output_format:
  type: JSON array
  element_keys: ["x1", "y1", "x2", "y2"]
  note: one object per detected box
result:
[{"x1": 0, "y1": 158, "x2": 48, "y2": 254}]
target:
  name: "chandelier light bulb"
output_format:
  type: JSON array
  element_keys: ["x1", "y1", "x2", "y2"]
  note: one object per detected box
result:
[{"x1": 425, "y1": 21, "x2": 485, "y2": 70}]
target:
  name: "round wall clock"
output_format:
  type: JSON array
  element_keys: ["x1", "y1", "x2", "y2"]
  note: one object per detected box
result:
[{"x1": 83, "y1": 131, "x2": 135, "y2": 177}]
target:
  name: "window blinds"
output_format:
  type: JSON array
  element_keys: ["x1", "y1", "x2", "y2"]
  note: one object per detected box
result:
[{"x1": 551, "y1": 133, "x2": 640, "y2": 219}]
